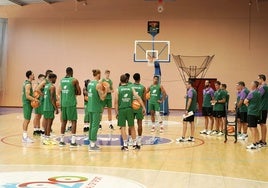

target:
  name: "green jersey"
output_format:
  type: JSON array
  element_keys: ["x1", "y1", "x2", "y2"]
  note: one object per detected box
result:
[
  {"x1": 213, "y1": 89, "x2": 226, "y2": 111},
  {"x1": 22, "y1": 80, "x2": 33, "y2": 105},
  {"x1": 131, "y1": 83, "x2": 145, "y2": 100},
  {"x1": 149, "y1": 84, "x2": 161, "y2": 104},
  {"x1": 186, "y1": 88, "x2": 197, "y2": 112},
  {"x1": 247, "y1": 90, "x2": 261, "y2": 116},
  {"x1": 101, "y1": 78, "x2": 113, "y2": 100},
  {"x1": 60, "y1": 77, "x2": 77, "y2": 107},
  {"x1": 259, "y1": 84, "x2": 268, "y2": 110},
  {"x1": 87, "y1": 80, "x2": 103, "y2": 113},
  {"x1": 43, "y1": 83, "x2": 55, "y2": 112},
  {"x1": 118, "y1": 84, "x2": 133, "y2": 109}
]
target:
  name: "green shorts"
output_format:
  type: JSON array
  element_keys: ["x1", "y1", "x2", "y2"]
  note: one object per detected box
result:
[
  {"x1": 148, "y1": 102, "x2": 160, "y2": 112},
  {"x1": 133, "y1": 108, "x2": 144, "y2": 120},
  {"x1": 61, "y1": 106, "x2": 77, "y2": 121},
  {"x1": 23, "y1": 103, "x2": 33, "y2": 120},
  {"x1": 43, "y1": 111, "x2": 54, "y2": 119},
  {"x1": 34, "y1": 102, "x2": 43, "y2": 115},
  {"x1": 117, "y1": 108, "x2": 134, "y2": 127},
  {"x1": 102, "y1": 98, "x2": 112, "y2": 108}
]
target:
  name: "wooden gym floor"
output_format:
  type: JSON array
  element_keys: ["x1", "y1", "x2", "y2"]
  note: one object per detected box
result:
[{"x1": 0, "y1": 107, "x2": 267, "y2": 188}]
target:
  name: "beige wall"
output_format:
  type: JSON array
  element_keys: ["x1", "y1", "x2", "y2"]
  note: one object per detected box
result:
[{"x1": 0, "y1": 1, "x2": 268, "y2": 109}]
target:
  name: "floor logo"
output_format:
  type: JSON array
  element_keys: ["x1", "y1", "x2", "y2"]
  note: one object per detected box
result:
[{"x1": 0, "y1": 171, "x2": 145, "y2": 188}]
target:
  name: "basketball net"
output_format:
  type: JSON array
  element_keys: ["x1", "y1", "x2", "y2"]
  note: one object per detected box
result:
[{"x1": 147, "y1": 57, "x2": 157, "y2": 67}]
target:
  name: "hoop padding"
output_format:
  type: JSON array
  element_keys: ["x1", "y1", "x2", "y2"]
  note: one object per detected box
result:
[{"x1": 172, "y1": 54, "x2": 215, "y2": 84}]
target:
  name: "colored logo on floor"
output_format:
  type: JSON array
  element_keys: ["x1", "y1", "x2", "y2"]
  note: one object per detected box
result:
[
  {"x1": 0, "y1": 171, "x2": 145, "y2": 188},
  {"x1": 56, "y1": 134, "x2": 172, "y2": 146}
]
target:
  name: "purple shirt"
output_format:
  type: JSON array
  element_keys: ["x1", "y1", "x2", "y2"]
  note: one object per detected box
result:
[
  {"x1": 246, "y1": 91, "x2": 254, "y2": 100},
  {"x1": 258, "y1": 84, "x2": 266, "y2": 96},
  {"x1": 203, "y1": 87, "x2": 214, "y2": 97},
  {"x1": 187, "y1": 88, "x2": 194, "y2": 98},
  {"x1": 239, "y1": 88, "x2": 248, "y2": 100}
]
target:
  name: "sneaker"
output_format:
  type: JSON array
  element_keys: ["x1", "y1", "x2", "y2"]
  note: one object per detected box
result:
[
  {"x1": 187, "y1": 137, "x2": 195, "y2": 142},
  {"x1": 89, "y1": 145, "x2": 101, "y2": 152},
  {"x1": 176, "y1": 137, "x2": 186, "y2": 142},
  {"x1": 128, "y1": 138, "x2": 133, "y2": 146},
  {"x1": 159, "y1": 127, "x2": 164, "y2": 133},
  {"x1": 238, "y1": 134, "x2": 246, "y2": 140},
  {"x1": 33, "y1": 130, "x2": 40, "y2": 136},
  {"x1": 109, "y1": 124, "x2": 114, "y2": 130},
  {"x1": 200, "y1": 129, "x2": 207, "y2": 134},
  {"x1": 83, "y1": 127, "x2": 89, "y2": 132},
  {"x1": 259, "y1": 140, "x2": 267, "y2": 147},
  {"x1": 121, "y1": 146, "x2": 129, "y2": 151},
  {"x1": 133, "y1": 145, "x2": 141, "y2": 150},
  {"x1": 151, "y1": 126, "x2": 155, "y2": 132},
  {"x1": 246, "y1": 143, "x2": 257, "y2": 149},
  {"x1": 50, "y1": 140, "x2": 57, "y2": 145},
  {"x1": 22, "y1": 137, "x2": 34, "y2": 143},
  {"x1": 70, "y1": 142, "x2": 78, "y2": 147},
  {"x1": 99, "y1": 124, "x2": 102, "y2": 130},
  {"x1": 217, "y1": 131, "x2": 224, "y2": 136},
  {"x1": 211, "y1": 130, "x2": 218, "y2": 135},
  {"x1": 206, "y1": 130, "x2": 212, "y2": 135},
  {"x1": 59, "y1": 141, "x2": 66, "y2": 147},
  {"x1": 43, "y1": 139, "x2": 50, "y2": 145}
]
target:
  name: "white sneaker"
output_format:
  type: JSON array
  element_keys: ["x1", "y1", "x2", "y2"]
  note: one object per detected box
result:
[
  {"x1": 200, "y1": 129, "x2": 207, "y2": 134},
  {"x1": 128, "y1": 138, "x2": 133, "y2": 146},
  {"x1": 22, "y1": 137, "x2": 34, "y2": 143},
  {"x1": 206, "y1": 130, "x2": 212, "y2": 135},
  {"x1": 217, "y1": 131, "x2": 224, "y2": 136},
  {"x1": 238, "y1": 134, "x2": 246, "y2": 140},
  {"x1": 246, "y1": 143, "x2": 257, "y2": 149},
  {"x1": 176, "y1": 137, "x2": 186, "y2": 142},
  {"x1": 211, "y1": 130, "x2": 218, "y2": 135},
  {"x1": 187, "y1": 137, "x2": 195, "y2": 142}
]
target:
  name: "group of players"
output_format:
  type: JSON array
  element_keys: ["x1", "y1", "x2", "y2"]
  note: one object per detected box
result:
[
  {"x1": 181, "y1": 75, "x2": 267, "y2": 150},
  {"x1": 21, "y1": 67, "x2": 167, "y2": 151}
]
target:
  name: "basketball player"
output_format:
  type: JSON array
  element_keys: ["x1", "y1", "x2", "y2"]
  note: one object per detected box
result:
[
  {"x1": 87, "y1": 69, "x2": 107, "y2": 151},
  {"x1": 34, "y1": 70, "x2": 53, "y2": 136},
  {"x1": 22, "y1": 70, "x2": 37, "y2": 143},
  {"x1": 100, "y1": 70, "x2": 114, "y2": 130},
  {"x1": 211, "y1": 81, "x2": 226, "y2": 136},
  {"x1": 114, "y1": 74, "x2": 146, "y2": 151},
  {"x1": 125, "y1": 73, "x2": 132, "y2": 85},
  {"x1": 257, "y1": 74, "x2": 268, "y2": 147},
  {"x1": 221, "y1": 84, "x2": 229, "y2": 133},
  {"x1": 59, "y1": 67, "x2": 81, "y2": 147},
  {"x1": 236, "y1": 81, "x2": 249, "y2": 140},
  {"x1": 33, "y1": 74, "x2": 45, "y2": 136},
  {"x1": 83, "y1": 79, "x2": 90, "y2": 132},
  {"x1": 147, "y1": 75, "x2": 167, "y2": 133},
  {"x1": 244, "y1": 81, "x2": 261, "y2": 149},
  {"x1": 131, "y1": 73, "x2": 146, "y2": 148},
  {"x1": 176, "y1": 80, "x2": 197, "y2": 142},
  {"x1": 42, "y1": 73, "x2": 58, "y2": 145},
  {"x1": 200, "y1": 80, "x2": 214, "y2": 135}
]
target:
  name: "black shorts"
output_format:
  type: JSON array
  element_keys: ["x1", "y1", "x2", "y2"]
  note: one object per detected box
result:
[
  {"x1": 236, "y1": 110, "x2": 241, "y2": 119},
  {"x1": 202, "y1": 107, "x2": 213, "y2": 116},
  {"x1": 239, "y1": 112, "x2": 248, "y2": 123},
  {"x1": 258, "y1": 110, "x2": 267, "y2": 124},
  {"x1": 213, "y1": 111, "x2": 225, "y2": 118},
  {"x1": 248, "y1": 115, "x2": 258, "y2": 127},
  {"x1": 183, "y1": 114, "x2": 195, "y2": 122}
]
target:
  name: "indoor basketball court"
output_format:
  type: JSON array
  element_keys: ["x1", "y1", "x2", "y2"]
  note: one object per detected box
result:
[{"x1": 0, "y1": 0, "x2": 268, "y2": 187}]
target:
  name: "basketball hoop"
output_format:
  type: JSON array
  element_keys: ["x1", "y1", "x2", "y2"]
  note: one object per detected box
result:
[{"x1": 147, "y1": 57, "x2": 157, "y2": 67}]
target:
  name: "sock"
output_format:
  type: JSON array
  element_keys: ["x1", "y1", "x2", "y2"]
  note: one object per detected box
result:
[
  {"x1": 84, "y1": 123, "x2": 89, "y2": 128},
  {"x1": 132, "y1": 139, "x2": 137, "y2": 145},
  {"x1": 23, "y1": 132, "x2": 27, "y2": 139},
  {"x1": 90, "y1": 141, "x2": 95, "y2": 147},
  {"x1": 71, "y1": 135, "x2": 76, "y2": 144},
  {"x1": 34, "y1": 128, "x2": 38, "y2": 131},
  {"x1": 60, "y1": 134, "x2": 64, "y2": 142},
  {"x1": 109, "y1": 121, "x2": 112, "y2": 125},
  {"x1": 123, "y1": 140, "x2": 128, "y2": 147}
]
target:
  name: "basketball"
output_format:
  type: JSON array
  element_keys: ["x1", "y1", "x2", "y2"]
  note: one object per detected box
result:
[
  {"x1": 132, "y1": 100, "x2": 141, "y2": 110},
  {"x1": 31, "y1": 100, "x2": 40, "y2": 108},
  {"x1": 227, "y1": 126, "x2": 235, "y2": 133},
  {"x1": 146, "y1": 92, "x2": 150, "y2": 100},
  {"x1": 33, "y1": 90, "x2": 41, "y2": 99},
  {"x1": 102, "y1": 81, "x2": 110, "y2": 89}
]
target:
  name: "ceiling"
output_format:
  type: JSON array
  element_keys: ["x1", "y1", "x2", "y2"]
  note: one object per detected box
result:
[{"x1": 0, "y1": 0, "x2": 268, "y2": 20}]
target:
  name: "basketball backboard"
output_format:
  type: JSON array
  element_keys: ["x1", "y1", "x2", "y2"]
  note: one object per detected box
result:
[{"x1": 134, "y1": 40, "x2": 170, "y2": 62}]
